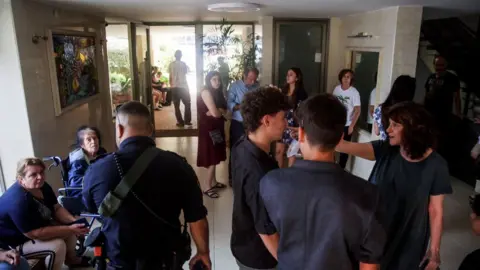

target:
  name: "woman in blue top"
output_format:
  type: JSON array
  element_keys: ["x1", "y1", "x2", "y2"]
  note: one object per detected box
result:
[
  {"x1": 373, "y1": 75, "x2": 416, "y2": 140},
  {"x1": 275, "y1": 67, "x2": 308, "y2": 168},
  {"x1": 67, "y1": 126, "x2": 106, "y2": 198},
  {"x1": 0, "y1": 158, "x2": 91, "y2": 270}
]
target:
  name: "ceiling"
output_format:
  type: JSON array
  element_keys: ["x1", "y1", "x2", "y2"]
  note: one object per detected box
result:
[{"x1": 35, "y1": 0, "x2": 480, "y2": 22}]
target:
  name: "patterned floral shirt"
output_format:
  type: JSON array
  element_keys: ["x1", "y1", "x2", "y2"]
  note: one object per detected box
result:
[{"x1": 373, "y1": 106, "x2": 387, "y2": 141}]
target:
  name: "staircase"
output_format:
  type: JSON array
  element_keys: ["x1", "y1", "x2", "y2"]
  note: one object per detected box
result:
[
  {"x1": 421, "y1": 17, "x2": 479, "y2": 187},
  {"x1": 421, "y1": 17, "x2": 479, "y2": 116}
]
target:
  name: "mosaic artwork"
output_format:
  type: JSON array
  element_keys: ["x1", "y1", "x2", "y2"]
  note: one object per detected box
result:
[{"x1": 52, "y1": 33, "x2": 99, "y2": 109}]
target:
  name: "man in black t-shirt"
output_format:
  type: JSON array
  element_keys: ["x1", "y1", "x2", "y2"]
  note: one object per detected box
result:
[
  {"x1": 424, "y1": 56, "x2": 461, "y2": 118},
  {"x1": 231, "y1": 87, "x2": 289, "y2": 270},
  {"x1": 260, "y1": 94, "x2": 386, "y2": 270},
  {"x1": 83, "y1": 101, "x2": 211, "y2": 269}
]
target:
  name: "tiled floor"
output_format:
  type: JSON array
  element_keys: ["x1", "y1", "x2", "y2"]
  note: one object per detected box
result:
[{"x1": 72, "y1": 136, "x2": 479, "y2": 269}]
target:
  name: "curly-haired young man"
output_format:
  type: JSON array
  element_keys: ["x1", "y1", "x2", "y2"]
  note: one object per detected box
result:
[{"x1": 230, "y1": 86, "x2": 289, "y2": 270}]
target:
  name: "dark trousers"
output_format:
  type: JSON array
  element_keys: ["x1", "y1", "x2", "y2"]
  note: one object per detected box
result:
[
  {"x1": 339, "y1": 126, "x2": 352, "y2": 169},
  {"x1": 229, "y1": 119, "x2": 246, "y2": 181},
  {"x1": 171, "y1": 87, "x2": 191, "y2": 124},
  {"x1": 459, "y1": 249, "x2": 480, "y2": 270}
]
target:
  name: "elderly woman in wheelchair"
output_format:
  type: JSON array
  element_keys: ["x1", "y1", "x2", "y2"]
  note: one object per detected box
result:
[
  {"x1": 0, "y1": 158, "x2": 91, "y2": 270},
  {"x1": 60, "y1": 126, "x2": 107, "y2": 215}
]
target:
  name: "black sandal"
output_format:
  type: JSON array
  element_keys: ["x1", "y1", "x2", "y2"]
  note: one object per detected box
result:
[
  {"x1": 212, "y1": 182, "x2": 227, "y2": 189},
  {"x1": 203, "y1": 188, "x2": 220, "y2": 199}
]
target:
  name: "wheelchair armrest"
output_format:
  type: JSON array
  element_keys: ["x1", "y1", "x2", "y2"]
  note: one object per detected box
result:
[{"x1": 80, "y1": 213, "x2": 101, "y2": 218}]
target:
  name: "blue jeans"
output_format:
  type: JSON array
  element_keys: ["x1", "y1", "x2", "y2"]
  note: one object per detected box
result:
[{"x1": 0, "y1": 257, "x2": 30, "y2": 270}]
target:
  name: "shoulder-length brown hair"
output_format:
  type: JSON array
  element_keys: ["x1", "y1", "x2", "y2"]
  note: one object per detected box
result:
[{"x1": 387, "y1": 102, "x2": 437, "y2": 159}]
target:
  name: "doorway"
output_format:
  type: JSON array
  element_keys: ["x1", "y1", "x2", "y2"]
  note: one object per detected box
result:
[
  {"x1": 274, "y1": 20, "x2": 328, "y2": 94},
  {"x1": 150, "y1": 26, "x2": 197, "y2": 137}
]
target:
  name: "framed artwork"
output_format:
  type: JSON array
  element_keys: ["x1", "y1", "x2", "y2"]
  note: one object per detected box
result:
[{"x1": 46, "y1": 30, "x2": 99, "y2": 116}]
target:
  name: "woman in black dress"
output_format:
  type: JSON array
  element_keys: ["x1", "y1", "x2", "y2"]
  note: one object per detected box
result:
[
  {"x1": 197, "y1": 71, "x2": 228, "y2": 198},
  {"x1": 336, "y1": 102, "x2": 452, "y2": 270}
]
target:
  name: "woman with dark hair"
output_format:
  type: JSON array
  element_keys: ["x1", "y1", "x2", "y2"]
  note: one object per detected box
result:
[
  {"x1": 275, "y1": 67, "x2": 308, "y2": 168},
  {"x1": 197, "y1": 71, "x2": 228, "y2": 199},
  {"x1": 333, "y1": 69, "x2": 361, "y2": 169},
  {"x1": 336, "y1": 102, "x2": 452, "y2": 270},
  {"x1": 373, "y1": 75, "x2": 416, "y2": 140},
  {"x1": 67, "y1": 126, "x2": 107, "y2": 198}
]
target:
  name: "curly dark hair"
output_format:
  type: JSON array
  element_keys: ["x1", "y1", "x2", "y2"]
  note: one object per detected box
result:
[
  {"x1": 338, "y1": 69, "x2": 355, "y2": 86},
  {"x1": 387, "y1": 102, "x2": 437, "y2": 159},
  {"x1": 296, "y1": 93, "x2": 347, "y2": 150},
  {"x1": 241, "y1": 87, "x2": 290, "y2": 133}
]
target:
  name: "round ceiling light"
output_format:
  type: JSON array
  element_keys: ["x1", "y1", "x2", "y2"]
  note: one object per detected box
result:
[{"x1": 207, "y1": 3, "x2": 261, "y2": 13}]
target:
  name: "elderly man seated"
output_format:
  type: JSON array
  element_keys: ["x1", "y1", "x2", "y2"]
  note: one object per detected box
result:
[{"x1": 0, "y1": 158, "x2": 91, "y2": 270}]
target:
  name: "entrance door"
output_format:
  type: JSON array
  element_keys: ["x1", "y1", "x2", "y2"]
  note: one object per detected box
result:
[
  {"x1": 274, "y1": 20, "x2": 328, "y2": 94},
  {"x1": 132, "y1": 24, "x2": 155, "y2": 128}
]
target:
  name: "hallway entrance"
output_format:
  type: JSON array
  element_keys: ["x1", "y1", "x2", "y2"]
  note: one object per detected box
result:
[{"x1": 150, "y1": 26, "x2": 197, "y2": 137}]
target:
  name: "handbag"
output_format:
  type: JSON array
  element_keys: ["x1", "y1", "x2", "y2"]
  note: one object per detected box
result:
[
  {"x1": 105, "y1": 148, "x2": 192, "y2": 269},
  {"x1": 209, "y1": 129, "x2": 224, "y2": 145}
]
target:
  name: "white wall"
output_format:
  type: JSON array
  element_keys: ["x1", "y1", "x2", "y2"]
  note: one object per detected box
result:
[
  {"x1": 7, "y1": 0, "x2": 115, "y2": 191},
  {"x1": 0, "y1": 0, "x2": 36, "y2": 189},
  {"x1": 327, "y1": 6, "x2": 422, "y2": 179},
  {"x1": 260, "y1": 16, "x2": 274, "y2": 85}
]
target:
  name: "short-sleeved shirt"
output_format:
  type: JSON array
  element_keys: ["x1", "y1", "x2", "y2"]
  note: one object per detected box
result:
[
  {"x1": 369, "y1": 140, "x2": 452, "y2": 269},
  {"x1": 168, "y1": 60, "x2": 189, "y2": 89},
  {"x1": 0, "y1": 182, "x2": 57, "y2": 248},
  {"x1": 424, "y1": 71, "x2": 460, "y2": 117},
  {"x1": 333, "y1": 85, "x2": 361, "y2": 126},
  {"x1": 260, "y1": 160, "x2": 386, "y2": 270},
  {"x1": 230, "y1": 136, "x2": 278, "y2": 269},
  {"x1": 82, "y1": 136, "x2": 207, "y2": 267}
]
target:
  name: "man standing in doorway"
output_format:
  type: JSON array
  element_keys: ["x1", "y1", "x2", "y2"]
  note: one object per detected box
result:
[
  {"x1": 227, "y1": 67, "x2": 260, "y2": 185},
  {"x1": 169, "y1": 50, "x2": 192, "y2": 127},
  {"x1": 424, "y1": 55, "x2": 461, "y2": 119},
  {"x1": 424, "y1": 55, "x2": 462, "y2": 159}
]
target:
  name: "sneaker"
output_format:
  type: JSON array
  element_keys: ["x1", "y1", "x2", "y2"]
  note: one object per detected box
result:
[
  {"x1": 185, "y1": 122, "x2": 193, "y2": 126},
  {"x1": 176, "y1": 123, "x2": 185, "y2": 127}
]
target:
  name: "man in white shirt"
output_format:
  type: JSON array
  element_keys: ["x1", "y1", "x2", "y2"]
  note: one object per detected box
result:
[
  {"x1": 333, "y1": 69, "x2": 361, "y2": 169},
  {"x1": 168, "y1": 50, "x2": 191, "y2": 127}
]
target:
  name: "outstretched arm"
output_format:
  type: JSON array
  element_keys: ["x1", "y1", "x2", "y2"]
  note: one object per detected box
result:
[{"x1": 336, "y1": 140, "x2": 376, "y2": 161}]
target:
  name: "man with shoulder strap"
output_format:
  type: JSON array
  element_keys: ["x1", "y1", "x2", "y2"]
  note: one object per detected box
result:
[{"x1": 82, "y1": 101, "x2": 211, "y2": 270}]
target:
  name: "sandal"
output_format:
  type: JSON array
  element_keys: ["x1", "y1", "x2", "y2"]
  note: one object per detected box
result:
[
  {"x1": 203, "y1": 188, "x2": 220, "y2": 199},
  {"x1": 212, "y1": 182, "x2": 227, "y2": 189}
]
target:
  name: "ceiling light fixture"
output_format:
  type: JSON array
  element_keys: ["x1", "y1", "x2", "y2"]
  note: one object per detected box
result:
[{"x1": 207, "y1": 3, "x2": 261, "y2": 13}]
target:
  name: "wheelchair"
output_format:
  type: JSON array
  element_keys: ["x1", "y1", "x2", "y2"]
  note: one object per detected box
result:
[{"x1": 42, "y1": 156, "x2": 107, "y2": 270}]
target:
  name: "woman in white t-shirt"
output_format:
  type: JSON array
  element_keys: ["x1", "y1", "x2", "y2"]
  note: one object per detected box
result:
[{"x1": 332, "y1": 69, "x2": 361, "y2": 169}]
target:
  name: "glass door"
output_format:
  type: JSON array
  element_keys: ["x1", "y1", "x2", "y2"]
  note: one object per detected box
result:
[
  {"x1": 106, "y1": 24, "x2": 133, "y2": 116},
  {"x1": 274, "y1": 21, "x2": 328, "y2": 94},
  {"x1": 149, "y1": 25, "x2": 196, "y2": 136},
  {"x1": 132, "y1": 24, "x2": 155, "y2": 128}
]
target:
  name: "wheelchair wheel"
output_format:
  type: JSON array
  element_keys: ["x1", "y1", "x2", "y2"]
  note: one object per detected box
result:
[
  {"x1": 95, "y1": 259, "x2": 107, "y2": 270},
  {"x1": 76, "y1": 236, "x2": 87, "y2": 257}
]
